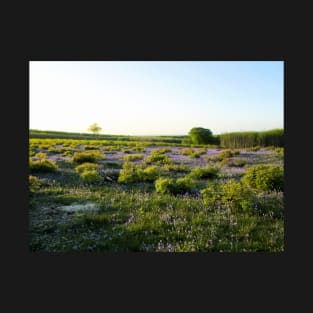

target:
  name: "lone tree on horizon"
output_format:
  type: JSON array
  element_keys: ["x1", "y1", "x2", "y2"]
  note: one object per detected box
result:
[
  {"x1": 188, "y1": 127, "x2": 214, "y2": 144},
  {"x1": 88, "y1": 123, "x2": 102, "y2": 135}
]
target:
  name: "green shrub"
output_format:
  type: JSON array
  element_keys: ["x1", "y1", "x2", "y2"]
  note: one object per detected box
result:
[
  {"x1": 29, "y1": 159, "x2": 58, "y2": 173},
  {"x1": 218, "y1": 150, "x2": 233, "y2": 159},
  {"x1": 142, "y1": 165, "x2": 160, "y2": 182},
  {"x1": 188, "y1": 165, "x2": 220, "y2": 179},
  {"x1": 180, "y1": 148, "x2": 194, "y2": 156},
  {"x1": 29, "y1": 175, "x2": 41, "y2": 193},
  {"x1": 145, "y1": 153, "x2": 172, "y2": 164},
  {"x1": 84, "y1": 145, "x2": 98, "y2": 150},
  {"x1": 80, "y1": 170, "x2": 103, "y2": 184},
  {"x1": 34, "y1": 152, "x2": 47, "y2": 159},
  {"x1": 73, "y1": 151, "x2": 104, "y2": 164},
  {"x1": 197, "y1": 148, "x2": 207, "y2": 155},
  {"x1": 255, "y1": 191, "x2": 284, "y2": 218},
  {"x1": 123, "y1": 154, "x2": 143, "y2": 161},
  {"x1": 118, "y1": 163, "x2": 160, "y2": 183},
  {"x1": 201, "y1": 180, "x2": 255, "y2": 213},
  {"x1": 162, "y1": 163, "x2": 190, "y2": 173},
  {"x1": 189, "y1": 152, "x2": 201, "y2": 158},
  {"x1": 155, "y1": 176, "x2": 195, "y2": 195},
  {"x1": 242, "y1": 165, "x2": 284, "y2": 191},
  {"x1": 75, "y1": 162, "x2": 102, "y2": 174},
  {"x1": 221, "y1": 158, "x2": 246, "y2": 167}
]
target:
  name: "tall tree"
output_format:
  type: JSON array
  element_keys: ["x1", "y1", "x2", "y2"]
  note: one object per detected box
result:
[{"x1": 88, "y1": 123, "x2": 102, "y2": 135}]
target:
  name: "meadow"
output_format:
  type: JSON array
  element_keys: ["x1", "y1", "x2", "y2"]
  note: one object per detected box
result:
[{"x1": 29, "y1": 134, "x2": 284, "y2": 252}]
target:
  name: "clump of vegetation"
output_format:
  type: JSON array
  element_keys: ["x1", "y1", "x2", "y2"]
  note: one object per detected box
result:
[
  {"x1": 220, "y1": 158, "x2": 246, "y2": 167},
  {"x1": 197, "y1": 148, "x2": 207, "y2": 155},
  {"x1": 73, "y1": 151, "x2": 105, "y2": 164},
  {"x1": 242, "y1": 165, "x2": 284, "y2": 191},
  {"x1": 124, "y1": 154, "x2": 143, "y2": 161},
  {"x1": 29, "y1": 159, "x2": 58, "y2": 173},
  {"x1": 162, "y1": 163, "x2": 190, "y2": 173},
  {"x1": 201, "y1": 180, "x2": 255, "y2": 213},
  {"x1": 188, "y1": 127, "x2": 214, "y2": 144},
  {"x1": 188, "y1": 165, "x2": 220, "y2": 179},
  {"x1": 145, "y1": 151, "x2": 172, "y2": 164},
  {"x1": 180, "y1": 148, "x2": 194, "y2": 156},
  {"x1": 155, "y1": 176, "x2": 195, "y2": 195},
  {"x1": 75, "y1": 162, "x2": 102, "y2": 174},
  {"x1": 153, "y1": 148, "x2": 171, "y2": 154},
  {"x1": 118, "y1": 163, "x2": 161, "y2": 183},
  {"x1": 34, "y1": 152, "x2": 47, "y2": 159},
  {"x1": 29, "y1": 175, "x2": 41, "y2": 193},
  {"x1": 84, "y1": 145, "x2": 98, "y2": 150},
  {"x1": 189, "y1": 152, "x2": 201, "y2": 158},
  {"x1": 80, "y1": 170, "x2": 103, "y2": 184}
]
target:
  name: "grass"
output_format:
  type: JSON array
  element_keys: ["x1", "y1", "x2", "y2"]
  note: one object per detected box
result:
[{"x1": 29, "y1": 137, "x2": 284, "y2": 252}]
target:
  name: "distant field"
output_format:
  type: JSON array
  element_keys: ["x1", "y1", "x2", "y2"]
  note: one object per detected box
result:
[{"x1": 29, "y1": 136, "x2": 284, "y2": 252}]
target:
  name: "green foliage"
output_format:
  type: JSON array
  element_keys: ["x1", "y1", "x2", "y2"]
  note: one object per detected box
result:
[
  {"x1": 180, "y1": 148, "x2": 194, "y2": 156},
  {"x1": 35, "y1": 152, "x2": 47, "y2": 159},
  {"x1": 29, "y1": 175, "x2": 41, "y2": 193},
  {"x1": 145, "y1": 151, "x2": 172, "y2": 164},
  {"x1": 220, "y1": 129, "x2": 283, "y2": 148},
  {"x1": 155, "y1": 176, "x2": 195, "y2": 195},
  {"x1": 220, "y1": 158, "x2": 246, "y2": 167},
  {"x1": 75, "y1": 162, "x2": 102, "y2": 174},
  {"x1": 30, "y1": 159, "x2": 58, "y2": 173},
  {"x1": 118, "y1": 163, "x2": 160, "y2": 183},
  {"x1": 162, "y1": 163, "x2": 190, "y2": 173},
  {"x1": 242, "y1": 165, "x2": 284, "y2": 191},
  {"x1": 188, "y1": 165, "x2": 220, "y2": 179},
  {"x1": 73, "y1": 151, "x2": 105, "y2": 164},
  {"x1": 88, "y1": 123, "x2": 102, "y2": 135},
  {"x1": 80, "y1": 170, "x2": 103, "y2": 184},
  {"x1": 188, "y1": 127, "x2": 214, "y2": 145},
  {"x1": 123, "y1": 154, "x2": 143, "y2": 161}
]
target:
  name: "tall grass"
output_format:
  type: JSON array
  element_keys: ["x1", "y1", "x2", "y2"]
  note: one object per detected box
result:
[{"x1": 219, "y1": 129, "x2": 283, "y2": 148}]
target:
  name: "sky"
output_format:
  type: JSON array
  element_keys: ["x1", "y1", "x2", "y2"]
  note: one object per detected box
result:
[{"x1": 29, "y1": 61, "x2": 284, "y2": 135}]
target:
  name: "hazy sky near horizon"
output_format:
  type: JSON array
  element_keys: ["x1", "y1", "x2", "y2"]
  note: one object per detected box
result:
[{"x1": 29, "y1": 61, "x2": 284, "y2": 135}]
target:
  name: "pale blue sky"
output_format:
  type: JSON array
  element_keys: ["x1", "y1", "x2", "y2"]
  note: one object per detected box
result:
[{"x1": 29, "y1": 61, "x2": 284, "y2": 135}]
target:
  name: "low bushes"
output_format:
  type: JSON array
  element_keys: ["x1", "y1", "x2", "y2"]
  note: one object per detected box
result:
[
  {"x1": 29, "y1": 175, "x2": 41, "y2": 193},
  {"x1": 118, "y1": 163, "x2": 161, "y2": 183},
  {"x1": 75, "y1": 162, "x2": 102, "y2": 174},
  {"x1": 80, "y1": 170, "x2": 103, "y2": 184},
  {"x1": 123, "y1": 154, "x2": 143, "y2": 161},
  {"x1": 145, "y1": 152, "x2": 172, "y2": 164},
  {"x1": 72, "y1": 151, "x2": 105, "y2": 164},
  {"x1": 188, "y1": 165, "x2": 220, "y2": 179},
  {"x1": 155, "y1": 176, "x2": 195, "y2": 195},
  {"x1": 29, "y1": 159, "x2": 58, "y2": 173},
  {"x1": 242, "y1": 165, "x2": 284, "y2": 191}
]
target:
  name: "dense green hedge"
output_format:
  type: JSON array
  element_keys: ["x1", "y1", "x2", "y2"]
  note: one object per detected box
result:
[{"x1": 218, "y1": 129, "x2": 283, "y2": 148}]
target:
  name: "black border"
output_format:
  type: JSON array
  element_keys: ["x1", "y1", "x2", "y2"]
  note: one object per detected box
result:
[{"x1": 3, "y1": 24, "x2": 309, "y2": 309}]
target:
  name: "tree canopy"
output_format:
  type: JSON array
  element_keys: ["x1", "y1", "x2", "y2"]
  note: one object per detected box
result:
[
  {"x1": 88, "y1": 123, "x2": 102, "y2": 135},
  {"x1": 188, "y1": 127, "x2": 214, "y2": 144}
]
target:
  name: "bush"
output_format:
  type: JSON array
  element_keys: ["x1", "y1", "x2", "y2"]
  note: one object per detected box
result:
[
  {"x1": 29, "y1": 159, "x2": 58, "y2": 173},
  {"x1": 218, "y1": 150, "x2": 233, "y2": 159},
  {"x1": 124, "y1": 154, "x2": 143, "y2": 161},
  {"x1": 242, "y1": 165, "x2": 284, "y2": 191},
  {"x1": 29, "y1": 175, "x2": 41, "y2": 193},
  {"x1": 188, "y1": 165, "x2": 220, "y2": 179},
  {"x1": 220, "y1": 158, "x2": 246, "y2": 167},
  {"x1": 80, "y1": 170, "x2": 103, "y2": 184},
  {"x1": 162, "y1": 163, "x2": 189, "y2": 173},
  {"x1": 73, "y1": 151, "x2": 104, "y2": 164},
  {"x1": 118, "y1": 163, "x2": 160, "y2": 183},
  {"x1": 188, "y1": 127, "x2": 214, "y2": 144},
  {"x1": 75, "y1": 162, "x2": 102, "y2": 174},
  {"x1": 254, "y1": 191, "x2": 284, "y2": 218},
  {"x1": 155, "y1": 176, "x2": 195, "y2": 195},
  {"x1": 142, "y1": 165, "x2": 160, "y2": 182},
  {"x1": 180, "y1": 148, "x2": 194, "y2": 156},
  {"x1": 189, "y1": 152, "x2": 201, "y2": 158},
  {"x1": 35, "y1": 152, "x2": 47, "y2": 159},
  {"x1": 201, "y1": 180, "x2": 255, "y2": 213},
  {"x1": 145, "y1": 152, "x2": 172, "y2": 164}
]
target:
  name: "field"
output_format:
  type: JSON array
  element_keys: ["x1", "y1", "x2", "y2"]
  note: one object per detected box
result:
[{"x1": 29, "y1": 137, "x2": 284, "y2": 252}]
